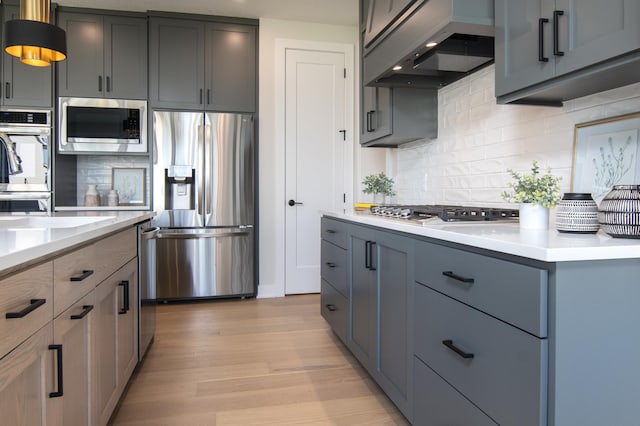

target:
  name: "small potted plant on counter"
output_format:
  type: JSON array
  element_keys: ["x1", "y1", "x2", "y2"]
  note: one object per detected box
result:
[
  {"x1": 362, "y1": 172, "x2": 396, "y2": 205},
  {"x1": 501, "y1": 160, "x2": 562, "y2": 230}
]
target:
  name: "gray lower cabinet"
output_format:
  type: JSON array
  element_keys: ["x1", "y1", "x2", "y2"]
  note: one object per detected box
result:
[
  {"x1": 149, "y1": 16, "x2": 256, "y2": 112},
  {"x1": 495, "y1": 0, "x2": 640, "y2": 104},
  {"x1": 347, "y1": 222, "x2": 414, "y2": 420},
  {"x1": 1, "y1": 5, "x2": 52, "y2": 108},
  {"x1": 320, "y1": 218, "x2": 349, "y2": 344},
  {"x1": 57, "y1": 11, "x2": 148, "y2": 99}
]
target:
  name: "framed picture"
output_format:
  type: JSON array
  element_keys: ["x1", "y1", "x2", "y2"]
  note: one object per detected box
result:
[
  {"x1": 112, "y1": 168, "x2": 146, "y2": 206},
  {"x1": 571, "y1": 112, "x2": 640, "y2": 204}
]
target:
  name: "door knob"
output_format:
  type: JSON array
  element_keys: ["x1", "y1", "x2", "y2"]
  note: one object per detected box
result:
[{"x1": 288, "y1": 199, "x2": 303, "y2": 206}]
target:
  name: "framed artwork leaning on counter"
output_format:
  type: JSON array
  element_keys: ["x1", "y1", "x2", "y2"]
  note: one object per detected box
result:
[{"x1": 112, "y1": 168, "x2": 146, "y2": 206}]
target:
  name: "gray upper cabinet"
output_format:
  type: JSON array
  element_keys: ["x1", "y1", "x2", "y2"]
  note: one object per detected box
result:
[
  {"x1": 495, "y1": 0, "x2": 640, "y2": 105},
  {"x1": 57, "y1": 12, "x2": 147, "y2": 99},
  {"x1": 149, "y1": 17, "x2": 256, "y2": 112},
  {"x1": 360, "y1": 85, "x2": 392, "y2": 143},
  {"x1": 1, "y1": 5, "x2": 52, "y2": 108},
  {"x1": 363, "y1": 0, "x2": 417, "y2": 48}
]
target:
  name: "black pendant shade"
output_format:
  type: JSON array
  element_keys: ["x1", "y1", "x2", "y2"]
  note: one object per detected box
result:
[{"x1": 4, "y1": 19, "x2": 66, "y2": 67}]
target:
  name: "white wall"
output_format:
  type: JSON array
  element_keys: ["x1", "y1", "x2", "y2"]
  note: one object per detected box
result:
[
  {"x1": 392, "y1": 65, "x2": 640, "y2": 206},
  {"x1": 257, "y1": 18, "x2": 358, "y2": 298}
]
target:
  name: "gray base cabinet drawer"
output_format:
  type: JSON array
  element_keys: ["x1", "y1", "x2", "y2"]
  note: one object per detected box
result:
[
  {"x1": 414, "y1": 357, "x2": 498, "y2": 426},
  {"x1": 321, "y1": 240, "x2": 347, "y2": 297},
  {"x1": 415, "y1": 240, "x2": 547, "y2": 337},
  {"x1": 320, "y1": 280, "x2": 348, "y2": 343},
  {"x1": 321, "y1": 217, "x2": 348, "y2": 249},
  {"x1": 415, "y1": 283, "x2": 547, "y2": 426}
]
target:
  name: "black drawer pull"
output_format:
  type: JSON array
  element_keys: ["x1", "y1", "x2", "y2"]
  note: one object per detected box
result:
[
  {"x1": 48, "y1": 344, "x2": 64, "y2": 398},
  {"x1": 326, "y1": 304, "x2": 338, "y2": 312},
  {"x1": 70, "y1": 270, "x2": 94, "y2": 282},
  {"x1": 325, "y1": 229, "x2": 336, "y2": 234},
  {"x1": 70, "y1": 305, "x2": 94, "y2": 320},
  {"x1": 442, "y1": 339, "x2": 474, "y2": 359},
  {"x1": 118, "y1": 280, "x2": 130, "y2": 314},
  {"x1": 6, "y1": 298, "x2": 46, "y2": 318},
  {"x1": 326, "y1": 262, "x2": 337, "y2": 268},
  {"x1": 442, "y1": 271, "x2": 474, "y2": 283}
]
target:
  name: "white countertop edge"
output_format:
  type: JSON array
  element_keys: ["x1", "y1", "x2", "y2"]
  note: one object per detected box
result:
[
  {"x1": 0, "y1": 211, "x2": 155, "y2": 273},
  {"x1": 322, "y1": 211, "x2": 640, "y2": 262}
]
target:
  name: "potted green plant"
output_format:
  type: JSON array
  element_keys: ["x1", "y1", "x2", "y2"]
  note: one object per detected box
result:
[
  {"x1": 501, "y1": 160, "x2": 562, "y2": 230},
  {"x1": 362, "y1": 172, "x2": 396, "y2": 204}
]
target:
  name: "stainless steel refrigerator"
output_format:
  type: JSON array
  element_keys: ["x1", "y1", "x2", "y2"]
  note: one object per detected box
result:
[{"x1": 151, "y1": 111, "x2": 255, "y2": 300}]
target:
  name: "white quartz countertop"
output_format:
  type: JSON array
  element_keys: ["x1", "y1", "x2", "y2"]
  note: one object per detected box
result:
[
  {"x1": 323, "y1": 211, "x2": 640, "y2": 262},
  {"x1": 0, "y1": 211, "x2": 155, "y2": 273}
]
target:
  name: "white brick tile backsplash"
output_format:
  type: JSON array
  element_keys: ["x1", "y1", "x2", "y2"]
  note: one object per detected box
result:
[{"x1": 393, "y1": 65, "x2": 640, "y2": 205}]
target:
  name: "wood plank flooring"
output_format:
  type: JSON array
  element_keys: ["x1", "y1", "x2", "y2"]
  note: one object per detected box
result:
[{"x1": 110, "y1": 294, "x2": 409, "y2": 425}]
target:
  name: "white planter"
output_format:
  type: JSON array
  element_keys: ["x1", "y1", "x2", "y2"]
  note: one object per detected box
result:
[{"x1": 519, "y1": 203, "x2": 549, "y2": 230}]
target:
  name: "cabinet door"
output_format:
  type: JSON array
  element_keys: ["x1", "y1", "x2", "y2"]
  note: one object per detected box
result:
[
  {"x1": 0, "y1": 324, "x2": 54, "y2": 426},
  {"x1": 363, "y1": 0, "x2": 417, "y2": 48},
  {"x1": 149, "y1": 17, "x2": 205, "y2": 110},
  {"x1": 57, "y1": 12, "x2": 104, "y2": 98},
  {"x1": 360, "y1": 86, "x2": 392, "y2": 144},
  {"x1": 1, "y1": 5, "x2": 52, "y2": 108},
  {"x1": 348, "y1": 225, "x2": 377, "y2": 369},
  {"x1": 92, "y1": 257, "x2": 138, "y2": 426},
  {"x1": 205, "y1": 23, "x2": 256, "y2": 112},
  {"x1": 51, "y1": 293, "x2": 94, "y2": 426},
  {"x1": 104, "y1": 16, "x2": 147, "y2": 100},
  {"x1": 374, "y1": 230, "x2": 413, "y2": 419},
  {"x1": 555, "y1": 0, "x2": 640, "y2": 76},
  {"x1": 494, "y1": 0, "x2": 555, "y2": 97}
]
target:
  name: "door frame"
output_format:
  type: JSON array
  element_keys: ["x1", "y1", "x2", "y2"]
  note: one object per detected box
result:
[{"x1": 275, "y1": 38, "x2": 355, "y2": 297}]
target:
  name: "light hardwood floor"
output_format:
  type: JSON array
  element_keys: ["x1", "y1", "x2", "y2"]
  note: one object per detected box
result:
[{"x1": 110, "y1": 294, "x2": 409, "y2": 425}]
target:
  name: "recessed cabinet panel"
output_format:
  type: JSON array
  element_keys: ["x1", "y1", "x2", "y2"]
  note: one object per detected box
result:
[{"x1": 104, "y1": 16, "x2": 148, "y2": 99}]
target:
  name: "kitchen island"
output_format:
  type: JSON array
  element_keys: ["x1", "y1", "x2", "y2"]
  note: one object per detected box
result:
[
  {"x1": 0, "y1": 210, "x2": 154, "y2": 425},
  {"x1": 321, "y1": 211, "x2": 640, "y2": 426}
]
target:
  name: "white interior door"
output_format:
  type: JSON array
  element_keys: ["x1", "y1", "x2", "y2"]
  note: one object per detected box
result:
[{"x1": 285, "y1": 48, "x2": 347, "y2": 295}]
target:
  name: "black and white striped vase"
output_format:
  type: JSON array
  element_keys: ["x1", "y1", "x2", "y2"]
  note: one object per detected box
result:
[
  {"x1": 597, "y1": 185, "x2": 640, "y2": 238},
  {"x1": 555, "y1": 193, "x2": 599, "y2": 233}
]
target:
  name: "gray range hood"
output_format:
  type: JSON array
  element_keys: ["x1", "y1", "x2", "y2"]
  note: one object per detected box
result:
[{"x1": 364, "y1": 0, "x2": 495, "y2": 89}]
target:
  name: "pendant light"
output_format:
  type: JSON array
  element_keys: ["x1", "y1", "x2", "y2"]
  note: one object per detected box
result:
[{"x1": 4, "y1": 0, "x2": 66, "y2": 67}]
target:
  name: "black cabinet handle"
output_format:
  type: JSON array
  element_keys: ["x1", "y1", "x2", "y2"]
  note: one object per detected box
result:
[
  {"x1": 325, "y1": 229, "x2": 336, "y2": 234},
  {"x1": 369, "y1": 110, "x2": 376, "y2": 131},
  {"x1": 48, "y1": 344, "x2": 64, "y2": 398},
  {"x1": 553, "y1": 10, "x2": 565, "y2": 56},
  {"x1": 538, "y1": 18, "x2": 549, "y2": 62},
  {"x1": 442, "y1": 339, "x2": 474, "y2": 359},
  {"x1": 106, "y1": 76, "x2": 111, "y2": 92},
  {"x1": 442, "y1": 271, "x2": 474, "y2": 283},
  {"x1": 199, "y1": 89, "x2": 203, "y2": 104},
  {"x1": 98, "y1": 75, "x2": 102, "y2": 92},
  {"x1": 207, "y1": 89, "x2": 211, "y2": 104},
  {"x1": 326, "y1": 262, "x2": 337, "y2": 268},
  {"x1": 6, "y1": 298, "x2": 46, "y2": 319},
  {"x1": 366, "y1": 241, "x2": 377, "y2": 271},
  {"x1": 70, "y1": 270, "x2": 94, "y2": 282},
  {"x1": 326, "y1": 304, "x2": 338, "y2": 312},
  {"x1": 366, "y1": 111, "x2": 372, "y2": 132},
  {"x1": 118, "y1": 280, "x2": 130, "y2": 315},
  {"x1": 70, "y1": 305, "x2": 94, "y2": 320},
  {"x1": 5, "y1": 82, "x2": 10, "y2": 98}
]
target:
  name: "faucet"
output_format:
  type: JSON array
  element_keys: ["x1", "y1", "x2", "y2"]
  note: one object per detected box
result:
[{"x1": 0, "y1": 132, "x2": 22, "y2": 175}]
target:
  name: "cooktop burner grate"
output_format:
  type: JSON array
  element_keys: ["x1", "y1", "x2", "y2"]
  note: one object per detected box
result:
[{"x1": 369, "y1": 205, "x2": 519, "y2": 222}]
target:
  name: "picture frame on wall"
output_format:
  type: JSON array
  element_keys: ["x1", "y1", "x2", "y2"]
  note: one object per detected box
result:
[
  {"x1": 571, "y1": 112, "x2": 640, "y2": 204},
  {"x1": 112, "y1": 168, "x2": 146, "y2": 206}
]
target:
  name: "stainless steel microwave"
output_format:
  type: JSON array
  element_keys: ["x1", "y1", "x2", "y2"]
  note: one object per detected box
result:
[{"x1": 58, "y1": 97, "x2": 147, "y2": 154}]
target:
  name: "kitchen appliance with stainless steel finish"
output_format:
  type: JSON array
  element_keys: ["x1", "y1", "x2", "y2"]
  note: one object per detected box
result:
[
  {"x1": 152, "y1": 111, "x2": 255, "y2": 300},
  {"x1": 137, "y1": 221, "x2": 158, "y2": 361},
  {"x1": 58, "y1": 97, "x2": 147, "y2": 154},
  {"x1": 0, "y1": 110, "x2": 51, "y2": 212},
  {"x1": 369, "y1": 205, "x2": 519, "y2": 223}
]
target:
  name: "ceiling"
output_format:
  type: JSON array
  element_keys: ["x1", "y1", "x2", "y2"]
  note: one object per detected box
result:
[{"x1": 56, "y1": 0, "x2": 359, "y2": 26}]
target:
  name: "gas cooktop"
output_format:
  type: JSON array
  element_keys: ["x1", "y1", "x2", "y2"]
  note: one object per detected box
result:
[{"x1": 369, "y1": 205, "x2": 519, "y2": 223}]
